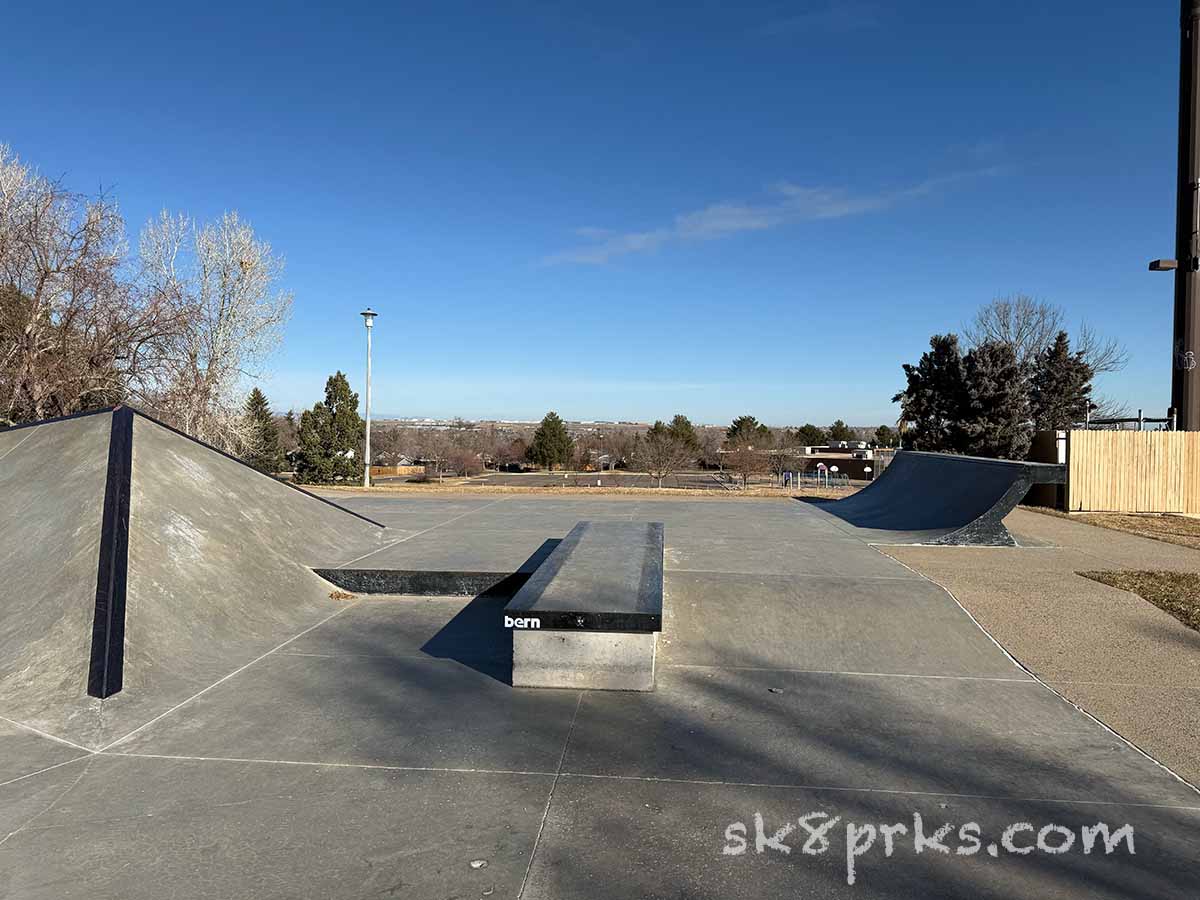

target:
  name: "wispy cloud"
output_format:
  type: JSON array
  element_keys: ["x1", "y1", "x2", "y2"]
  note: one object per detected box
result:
[{"x1": 543, "y1": 167, "x2": 1007, "y2": 265}]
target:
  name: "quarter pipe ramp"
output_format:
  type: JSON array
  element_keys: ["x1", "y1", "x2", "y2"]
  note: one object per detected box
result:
[{"x1": 804, "y1": 450, "x2": 1065, "y2": 546}]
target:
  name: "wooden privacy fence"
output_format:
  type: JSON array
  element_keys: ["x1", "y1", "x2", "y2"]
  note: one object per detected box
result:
[
  {"x1": 369, "y1": 464, "x2": 427, "y2": 477},
  {"x1": 1066, "y1": 430, "x2": 1200, "y2": 513}
]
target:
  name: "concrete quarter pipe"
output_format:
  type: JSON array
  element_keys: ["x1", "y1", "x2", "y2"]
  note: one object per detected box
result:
[{"x1": 805, "y1": 450, "x2": 1066, "y2": 546}]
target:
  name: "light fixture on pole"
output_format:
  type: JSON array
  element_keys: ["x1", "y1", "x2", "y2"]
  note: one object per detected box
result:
[{"x1": 361, "y1": 308, "x2": 378, "y2": 487}]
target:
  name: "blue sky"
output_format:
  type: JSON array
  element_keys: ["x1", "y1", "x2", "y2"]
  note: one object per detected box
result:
[{"x1": 1, "y1": 1, "x2": 1180, "y2": 425}]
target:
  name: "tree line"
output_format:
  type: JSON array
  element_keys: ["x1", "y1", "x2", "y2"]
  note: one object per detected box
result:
[
  {"x1": 893, "y1": 295, "x2": 1126, "y2": 459},
  {"x1": 240, "y1": 374, "x2": 898, "y2": 487}
]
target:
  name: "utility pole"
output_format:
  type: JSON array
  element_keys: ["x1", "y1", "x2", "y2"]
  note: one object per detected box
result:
[
  {"x1": 1153, "y1": 2, "x2": 1200, "y2": 429},
  {"x1": 361, "y1": 308, "x2": 378, "y2": 486}
]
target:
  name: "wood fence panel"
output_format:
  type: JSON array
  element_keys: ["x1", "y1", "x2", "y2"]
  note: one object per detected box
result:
[
  {"x1": 1065, "y1": 430, "x2": 1200, "y2": 513},
  {"x1": 369, "y1": 465, "x2": 427, "y2": 477}
]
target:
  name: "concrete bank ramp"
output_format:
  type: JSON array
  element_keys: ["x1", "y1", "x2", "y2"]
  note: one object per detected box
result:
[
  {"x1": 804, "y1": 450, "x2": 1065, "y2": 546},
  {"x1": 0, "y1": 407, "x2": 384, "y2": 748}
]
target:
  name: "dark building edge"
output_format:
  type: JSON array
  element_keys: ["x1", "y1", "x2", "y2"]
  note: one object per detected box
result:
[{"x1": 88, "y1": 407, "x2": 133, "y2": 698}]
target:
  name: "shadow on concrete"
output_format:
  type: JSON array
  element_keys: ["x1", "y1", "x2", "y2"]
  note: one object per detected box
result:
[
  {"x1": 418, "y1": 539, "x2": 562, "y2": 685},
  {"x1": 528, "y1": 652, "x2": 1200, "y2": 899},
  {"x1": 418, "y1": 593, "x2": 513, "y2": 685},
  {"x1": 264, "y1": 628, "x2": 1199, "y2": 898}
]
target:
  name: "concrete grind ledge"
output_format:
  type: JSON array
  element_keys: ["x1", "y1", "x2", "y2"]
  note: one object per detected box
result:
[
  {"x1": 505, "y1": 521, "x2": 664, "y2": 690},
  {"x1": 512, "y1": 630, "x2": 657, "y2": 691},
  {"x1": 504, "y1": 521, "x2": 665, "y2": 632}
]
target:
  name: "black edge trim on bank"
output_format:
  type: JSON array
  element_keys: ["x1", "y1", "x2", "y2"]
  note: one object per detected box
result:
[{"x1": 87, "y1": 407, "x2": 133, "y2": 698}]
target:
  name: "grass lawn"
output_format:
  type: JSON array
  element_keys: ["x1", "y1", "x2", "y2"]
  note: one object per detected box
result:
[{"x1": 1078, "y1": 570, "x2": 1200, "y2": 633}]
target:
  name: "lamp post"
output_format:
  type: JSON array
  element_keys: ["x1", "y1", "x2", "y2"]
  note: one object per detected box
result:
[
  {"x1": 1150, "y1": 1, "x2": 1200, "y2": 430},
  {"x1": 361, "y1": 308, "x2": 377, "y2": 487}
]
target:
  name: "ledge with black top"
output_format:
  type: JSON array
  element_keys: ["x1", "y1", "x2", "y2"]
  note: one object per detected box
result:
[{"x1": 503, "y1": 520, "x2": 664, "y2": 691}]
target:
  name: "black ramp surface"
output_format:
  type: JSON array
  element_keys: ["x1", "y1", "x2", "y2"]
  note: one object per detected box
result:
[{"x1": 805, "y1": 450, "x2": 1065, "y2": 545}]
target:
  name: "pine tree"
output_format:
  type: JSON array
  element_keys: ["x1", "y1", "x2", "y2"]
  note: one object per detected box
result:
[
  {"x1": 873, "y1": 425, "x2": 896, "y2": 447},
  {"x1": 892, "y1": 334, "x2": 968, "y2": 452},
  {"x1": 294, "y1": 372, "x2": 364, "y2": 483},
  {"x1": 827, "y1": 420, "x2": 855, "y2": 443},
  {"x1": 666, "y1": 414, "x2": 699, "y2": 451},
  {"x1": 529, "y1": 411, "x2": 574, "y2": 470},
  {"x1": 726, "y1": 415, "x2": 771, "y2": 448},
  {"x1": 243, "y1": 388, "x2": 285, "y2": 474},
  {"x1": 1030, "y1": 331, "x2": 1093, "y2": 430},
  {"x1": 959, "y1": 341, "x2": 1031, "y2": 459},
  {"x1": 794, "y1": 423, "x2": 827, "y2": 447}
]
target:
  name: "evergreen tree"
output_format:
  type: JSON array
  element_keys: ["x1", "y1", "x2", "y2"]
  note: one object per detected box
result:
[
  {"x1": 827, "y1": 419, "x2": 855, "y2": 443},
  {"x1": 1030, "y1": 331, "x2": 1093, "y2": 430},
  {"x1": 244, "y1": 387, "x2": 284, "y2": 473},
  {"x1": 958, "y1": 341, "x2": 1031, "y2": 459},
  {"x1": 294, "y1": 372, "x2": 364, "y2": 483},
  {"x1": 892, "y1": 334, "x2": 968, "y2": 452},
  {"x1": 873, "y1": 425, "x2": 896, "y2": 447},
  {"x1": 529, "y1": 411, "x2": 574, "y2": 470},
  {"x1": 726, "y1": 415, "x2": 771, "y2": 448},
  {"x1": 794, "y1": 423, "x2": 827, "y2": 447},
  {"x1": 666, "y1": 414, "x2": 699, "y2": 452}
]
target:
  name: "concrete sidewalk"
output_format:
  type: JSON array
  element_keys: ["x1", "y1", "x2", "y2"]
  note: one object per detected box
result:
[{"x1": 884, "y1": 507, "x2": 1200, "y2": 787}]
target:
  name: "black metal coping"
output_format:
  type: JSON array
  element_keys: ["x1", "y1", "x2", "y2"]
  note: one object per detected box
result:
[
  {"x1": 314, "y1": 569, "x2": 533, "y2": 597},
  {"x1": 504, "y1": 521, "x2": 664, "y2": 633},
  {"x1": 88, "y1": 407, "x2": 133, "y2": 698}
]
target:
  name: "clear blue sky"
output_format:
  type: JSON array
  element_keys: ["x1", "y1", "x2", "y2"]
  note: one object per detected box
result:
[{"x1": 1, "y1": 1, "x2": 1180, "y2": 425}]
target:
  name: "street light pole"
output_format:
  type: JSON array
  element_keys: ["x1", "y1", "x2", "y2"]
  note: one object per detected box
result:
[
  {"x1": 1155, "y1": 2, "x2": 1200, "y2": 428},
  {"x1": 361, "y1": 308, "x2": 377, "y2": 487}
]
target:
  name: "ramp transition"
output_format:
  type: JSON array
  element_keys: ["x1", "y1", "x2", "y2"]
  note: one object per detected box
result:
[
  {"x1": 805, "y1": 450, "x2": 1065, "y2": 546},
  {"x1": 0, "y1": 407, "x2": 385, "y2": 748}
]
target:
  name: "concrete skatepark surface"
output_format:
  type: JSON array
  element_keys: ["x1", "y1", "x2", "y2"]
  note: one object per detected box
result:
[
  {"x1": 0, "y1": 409, "x2": 385, "y2": 747},
  {"x1": 1, "y1": 416, "x2": 1197, "y2": 898}
]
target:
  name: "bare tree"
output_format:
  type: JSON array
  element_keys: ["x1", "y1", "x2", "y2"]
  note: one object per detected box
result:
[
  {"x1": 0, "y1": 146, "x2": 186, "y2": 423},
  {"x1": 1088, "y1": 393, "x2": 1130, "y2": 421},
  {"x1": 1075, "y1": 322, "x2": 1130, "y2": 377},
  {"x1": 632, "y1": 422, "x2": 692, "y2": 488},
  {"x1": 140, "y1": 209, "x2": 292, "y2": 453},
  {"x1": 606, "y1": 427, "x2": 639, "y2": 469},
  {"x1": 369, "y1": 423, "x2": 415, "y2": 465},
  {"x1": 696, "y1": 427, "x2": 723, "y2": 469},
  {"x1": 766, "y1": 430, "x2": 800, "y2": 484},
  {"x1": 444, "y1": 447, "x2": 483, "y2": 477},
  {"x1": 723, "y1": 445, "x2": 767, "y2": 488},
  {"x1": 964, "y1": 294, "x2": 1127, "y2": 375}
]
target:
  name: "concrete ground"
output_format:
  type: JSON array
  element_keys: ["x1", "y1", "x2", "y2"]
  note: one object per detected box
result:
[
  {"x1": 2, "y1": 495, "x2": 1198, "y2": 899},
  {"x1": 884, "y1": 506, "x2": 1200, "y2": 788}
]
